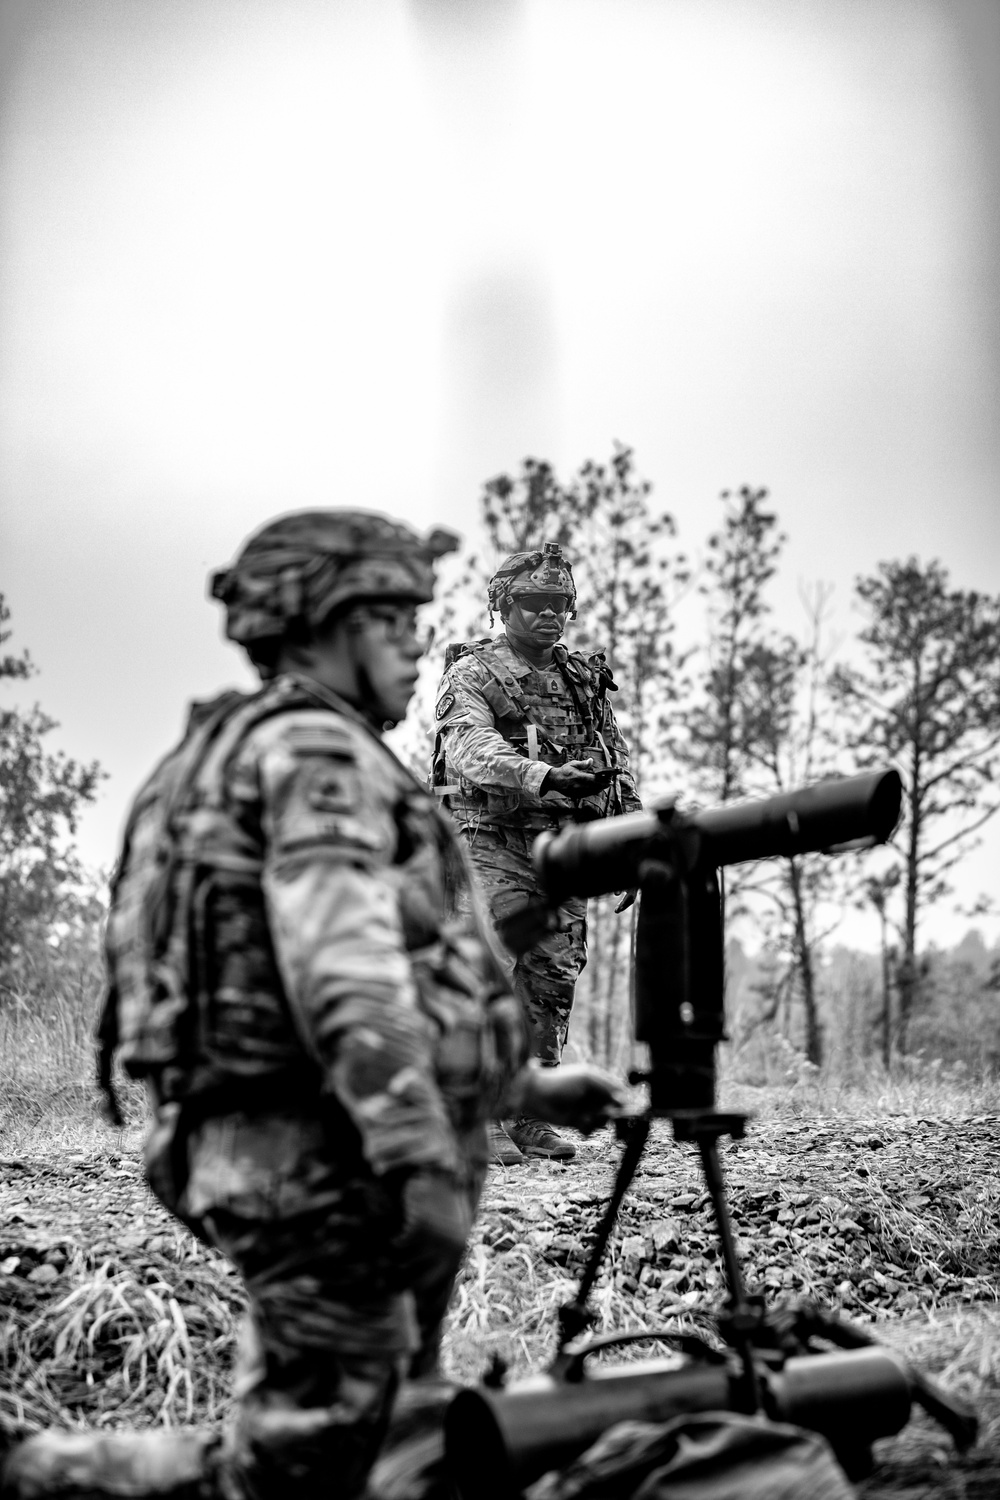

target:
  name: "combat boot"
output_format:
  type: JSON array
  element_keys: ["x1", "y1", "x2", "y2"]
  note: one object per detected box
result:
[
  {"x1": 508, "y1": 1118, "x2": 576, "y2": 1161},
  {"x1": 488, "y1": 1121, "x2": 525, "y2": 1166}
]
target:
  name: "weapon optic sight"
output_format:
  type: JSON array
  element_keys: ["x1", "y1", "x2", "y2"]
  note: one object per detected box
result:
[{"x1": 532, "y1": 769, "x2": 903, "y2": 904}]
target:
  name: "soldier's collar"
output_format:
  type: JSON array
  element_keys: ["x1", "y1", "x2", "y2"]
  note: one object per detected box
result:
[
  {"x1": 498, "y1": 633, "x2": 567, "y2": 675},
  {"x1": 279, "y1": 670, "x2": 383, "y2": 730}
]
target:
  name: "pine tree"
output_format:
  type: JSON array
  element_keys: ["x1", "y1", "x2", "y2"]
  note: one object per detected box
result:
[
  {"x1": 0, "y1": 595, "x2": 105, "y2": 996},
  {"x1": 679, "y1": 491, "x2": 842, "y2": 1066},
  {"x1": 831, "y1": 559, "x2": 1000, "y2": 1049}
]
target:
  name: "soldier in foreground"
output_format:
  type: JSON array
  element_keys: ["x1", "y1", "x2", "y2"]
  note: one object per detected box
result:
[
  {"x1": 432, "y1": 545, "x2": 641, "y2": 1165},
  {"x1": 2, "y1": 511, "x2": 622, "y2": 1500}
]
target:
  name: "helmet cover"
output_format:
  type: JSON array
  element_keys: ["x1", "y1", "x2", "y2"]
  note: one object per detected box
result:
[{"x1": 210, "y1": 509, "x2": 459, "y2": 648}]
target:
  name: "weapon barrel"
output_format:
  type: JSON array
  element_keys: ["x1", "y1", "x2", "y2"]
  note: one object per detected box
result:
[
  {"x1": 694, "y1": 769, "x2": 903, "y2": 867},
  {"x1": 533, "y1": 770, "x2": 902, "y2": 902}
]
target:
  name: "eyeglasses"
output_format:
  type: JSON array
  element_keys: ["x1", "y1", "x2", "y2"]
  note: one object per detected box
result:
[
  {"x1": 514, "y1": 593, "x2": 570, "y2": 615},
  {"x1": 350, "y1": 604, "x2": 433, "y2": 649}
]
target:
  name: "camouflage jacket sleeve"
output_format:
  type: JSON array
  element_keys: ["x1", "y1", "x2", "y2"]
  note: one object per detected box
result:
[
  {"x1": 599, "y1": 695, "x2": 642, "y2": 815},
  {"x1": 237, "y1": 709, "x2": 459, "y2": 1179},
  {"x1": 435, "y1": 660, "x2": 552, "y2": 797}
]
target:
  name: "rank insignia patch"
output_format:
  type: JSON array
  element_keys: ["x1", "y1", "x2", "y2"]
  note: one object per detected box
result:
[
  {"x1": 306, "y1": 764, "x2": 354, "y2": 813},
  {"x1": 435, "y1": 692, "x2": 456, "y2": 720}
]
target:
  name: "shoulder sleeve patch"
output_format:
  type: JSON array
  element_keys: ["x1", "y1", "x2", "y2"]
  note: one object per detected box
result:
[
  {"x1": 285, "y1": 726, "x2": 357, "y2": 759},
  {"x1": 435, "y1": 692, "x2": 456, "y2": 720}
]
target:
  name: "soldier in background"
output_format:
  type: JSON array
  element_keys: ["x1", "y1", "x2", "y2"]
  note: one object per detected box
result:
[
  {"x1": 2, "y1": 512, "x2": 622, "y2": 1500},
  {"x1": 432, "y1": 544, "x2": 641, "y2": 1166}
]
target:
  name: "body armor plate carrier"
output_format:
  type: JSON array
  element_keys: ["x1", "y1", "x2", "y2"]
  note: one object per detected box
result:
[
  {"x1": 431, "y1": 639, "x2": 624, "y2": 828},
  {"x1": 97, "y1": 679, "x2": 327, "y2": 1125}
]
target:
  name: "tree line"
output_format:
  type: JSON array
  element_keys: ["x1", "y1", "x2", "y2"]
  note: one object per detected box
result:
[
  {"x1": 3, "y1": 448, "x2": 999, "y2": 1076},
  {"x1": 411, "y1": 447, "x2": 1000, "y2": 1072}
]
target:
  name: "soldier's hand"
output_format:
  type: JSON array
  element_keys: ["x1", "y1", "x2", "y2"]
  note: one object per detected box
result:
[
  {"x1": 396, "y1": 1169, "x2": 472, "y2": 1280},
  {"x1": 543, "y1": 759, "x2": 611, "y2": 798},
  {"x1": 518, "y1": 1064, "x2": 626, "y2": 1135}
]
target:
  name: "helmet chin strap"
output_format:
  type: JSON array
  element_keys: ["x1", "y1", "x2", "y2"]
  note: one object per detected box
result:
[
  {"x1": 344, "y1": 622, "x2": 394, "y2": 727},
  {"x1": 507, "y1": 601, "x2": 565, "y2": 652}
]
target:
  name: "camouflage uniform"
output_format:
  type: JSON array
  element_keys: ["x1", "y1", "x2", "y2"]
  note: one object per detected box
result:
[
  {"x1": 433, "y1": 603, "x2": 640, "y2": 1066},
  {"x1": 8, "y1": 514, "x2": 529, "y2": 1500},
  {"x1": 136, "y1": 681, "x2": 522, "y2": 1498}
]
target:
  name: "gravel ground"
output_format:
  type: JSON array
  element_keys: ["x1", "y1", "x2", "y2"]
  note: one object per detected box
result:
[{"x1": 2, "y1": 1111, "x2": 999, "y2": 1497}]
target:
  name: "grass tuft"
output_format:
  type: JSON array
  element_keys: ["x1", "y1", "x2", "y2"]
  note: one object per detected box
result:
[{"x1": 1, "y1": 1242, "x2": 243, "y2": 1436}]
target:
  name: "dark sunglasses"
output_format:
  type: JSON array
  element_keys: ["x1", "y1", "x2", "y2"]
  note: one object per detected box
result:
[{"x1": 515, "y1": 593, "x2": 570, "y2": 614}]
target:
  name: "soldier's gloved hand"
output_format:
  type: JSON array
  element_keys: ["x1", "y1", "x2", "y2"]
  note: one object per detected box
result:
[
  {"x1": 396, "y1": 1168, "x2": 472, "y2": 1282},
  {"x1": 516, "y1": 1063, "x2": 626, "y2": 1135},
  {"x1": 543, "y1": 759, "x2": 610, "y2": 798}
]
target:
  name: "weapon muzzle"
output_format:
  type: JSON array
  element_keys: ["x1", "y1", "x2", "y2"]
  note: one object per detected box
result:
[{"x1": 769, "y1": 1347, "x2": 912, "y2": 1447}]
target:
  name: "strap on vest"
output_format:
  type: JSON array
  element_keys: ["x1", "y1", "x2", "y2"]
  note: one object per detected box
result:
[
  {"x1": 554, "y1": 650, "x2": 596, "y2": 736},
  {"x1": 465, "y1": 642, "x2": 531, "y2": 720}
]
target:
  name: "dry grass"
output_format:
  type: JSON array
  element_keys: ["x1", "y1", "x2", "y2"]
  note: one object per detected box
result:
[
  {"x1": 719, "y1": 1042, "x2": 1000, "y2": 1122},
  {"x1": 1, "y1": 1228, "x2": 244, "y2": 1438},
  {"x1": 2, "y1": 1252, "x2": 240, "y2": 1432},
  {"x1": 0, "y1": 989, "x2": 95, "y2": 1097},
  {"x1": 2, "y1": 996, "x2": 999, "y2": 1499},
  {"x1": 444, "y1": 1238, "x2": 711, "y2": 1386},
  {"x1": 857, "y1": 1304, "x2": 1000, "y2": 1494}
]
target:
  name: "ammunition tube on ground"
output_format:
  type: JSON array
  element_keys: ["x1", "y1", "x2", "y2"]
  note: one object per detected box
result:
[
  {"x1": 444, "y1": 1346, "x2": 914, "y2": 1500},
  {"x1": 445, "y1": 1362, "x2": 738, "y2": 1500}
]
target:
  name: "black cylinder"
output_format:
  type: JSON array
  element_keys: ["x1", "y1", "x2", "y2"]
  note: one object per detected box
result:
[
  {"x1": 445, "y1": 1346, "x2": 914, "y2": 1500},
  {"x1": 770, "y1": 1347, "x2": 912, "y2": 1445},
  {"x1": 445, "y1": 1362, "x2": 737, "y2": 1500},
  {"x1": 694, "y1": 770, "x2": 903, "y2": 868},
  {"x1": 533, "y1": 770, "x2": 902, "y2": 902},
  {"x1": 533, "y1": 808, "x2": 658, "y2": 903}
]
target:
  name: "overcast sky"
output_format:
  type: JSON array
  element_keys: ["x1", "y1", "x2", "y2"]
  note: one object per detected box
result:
[{"x1": 1, "y1": 0, "x2": 998, "y2": 951}]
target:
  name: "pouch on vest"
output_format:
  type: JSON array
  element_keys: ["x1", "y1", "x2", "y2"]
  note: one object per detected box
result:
[{"x1": 97, "y1": 683, "x2": 311, "y2": 1125}]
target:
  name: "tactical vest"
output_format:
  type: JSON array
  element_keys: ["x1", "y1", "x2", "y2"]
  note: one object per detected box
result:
[
  {"x1": 97, "y1": 679, "x2": 328, "y2": 1124},
  {"x1": 433, "y1": 639, "x2": 621, "y2": 828}
]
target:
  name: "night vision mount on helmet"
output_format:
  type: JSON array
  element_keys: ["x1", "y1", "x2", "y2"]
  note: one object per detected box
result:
[{"x1": 487, "y1": 542, "x2": 578, "y2": 626}]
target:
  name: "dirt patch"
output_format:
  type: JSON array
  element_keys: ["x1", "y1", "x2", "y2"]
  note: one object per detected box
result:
[{"x1": 1, "y1": 1113, "x2": 998, "y2": 1495}]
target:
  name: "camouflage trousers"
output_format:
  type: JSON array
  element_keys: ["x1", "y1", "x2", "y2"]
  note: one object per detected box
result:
[
  {"x1": 458, "y1": 824, "x2": 588, "y2": 1066},
  {"x1": 181, "y1": 1107, "x2": 485, "y2": 1500}
]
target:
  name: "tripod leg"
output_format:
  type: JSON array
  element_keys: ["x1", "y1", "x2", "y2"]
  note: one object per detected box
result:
[
  {"x1": 697, "y1": 1137, "x2": 748, "y2": 1310},
  {"x1": 698, "y1": 1136, "x2": 761, "y2": 1412},
  {"x1": 557, "y1": 1116, "x2": 651, "y2": 1351}
]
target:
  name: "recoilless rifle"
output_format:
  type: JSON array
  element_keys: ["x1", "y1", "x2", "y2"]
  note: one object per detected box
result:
[{"x1": 444, "y1": 770, "x2": 978, "y2": 1497}]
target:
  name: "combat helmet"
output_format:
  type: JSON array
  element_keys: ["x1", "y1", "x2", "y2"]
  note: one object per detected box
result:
[
  {"x1": 487, "y1": 542, "x2": 577, "y2": 626},
  {"x1": 211, "y1": 509, "x2": 458, "y2": 674}
]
